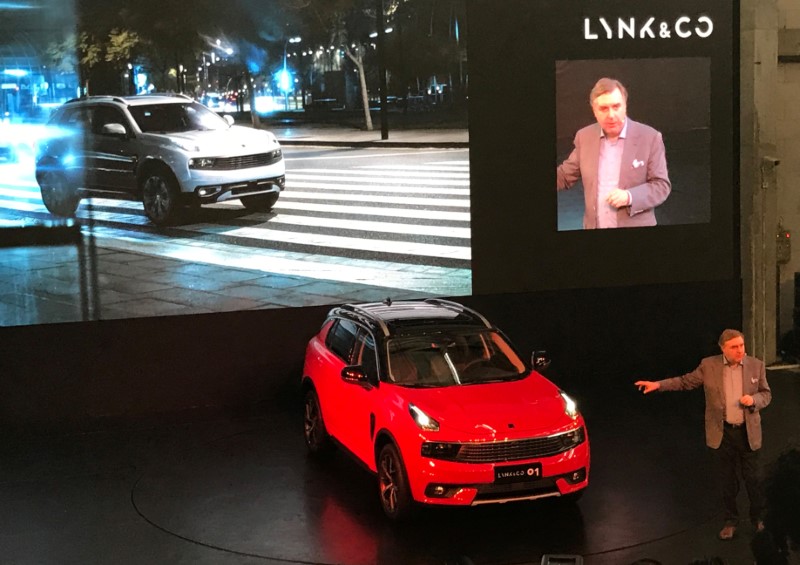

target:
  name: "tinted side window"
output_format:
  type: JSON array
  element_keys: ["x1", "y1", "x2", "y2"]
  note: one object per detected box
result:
[
  {"x1": 91, "y1": 106, "x2": 128, "y2": 135},
  {"x1": 56, "y1": 106, "x2": 90, "y2": 129},
  {"x1": 354, "y1": 328, "x2": 378, "y2": 381},
  {"x1": 326, "y1": 319, "x2": 358, "y2": 363}
]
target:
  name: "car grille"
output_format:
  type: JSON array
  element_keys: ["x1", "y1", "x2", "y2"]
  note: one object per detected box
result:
[
  {"x1": 422, "y1": 427, "x2": 585, "y2": 463},
  {"x1": 207, "y1": 150, "x2": 282, "y2": 170}
]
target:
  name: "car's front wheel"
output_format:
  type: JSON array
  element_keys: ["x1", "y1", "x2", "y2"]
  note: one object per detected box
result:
[
  {"x1": 141, "y1": 170, "x2": 182, "y2": 226},
  {"x1": 39, "y1": 170, "x2": 81, "y2": 218},
  {"x1": 303, "y1": 388, "x2": 333, "y2": 456},
  {"x1": 378, "y1": 443, "x2": 414, "y2": 520},
  {"x1": 241, "y1": 192, "x2": 279, "y2": 212}
]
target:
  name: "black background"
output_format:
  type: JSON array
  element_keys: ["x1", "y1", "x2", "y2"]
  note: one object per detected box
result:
[{"x1": 468, "y1": 0, "x2": 737, "y2": 293}]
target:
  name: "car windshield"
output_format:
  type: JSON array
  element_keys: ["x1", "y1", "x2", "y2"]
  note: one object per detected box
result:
[
  {"x1": 128, "y1": 102, "x2": 229, "y2": 133},
  {"x1": 386, "y1": 329, "x2": 526, "y2": 387}
]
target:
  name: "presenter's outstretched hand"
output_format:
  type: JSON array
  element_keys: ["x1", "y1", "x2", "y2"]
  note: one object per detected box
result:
[{"x1": 635, "y1": 380, "x2": 660, "y2": 394}]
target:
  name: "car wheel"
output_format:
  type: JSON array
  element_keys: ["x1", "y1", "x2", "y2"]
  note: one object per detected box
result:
[
  {"x1": 142, "y1": 171, "x2": 182, "y2": 226},
  {"x1": 303, "y1": 389, "x2": 333, "y2": 456},
  {"x1": 241, "y1": 192, "x2": 279, "y2": 212},
  {"x1": 378, "y1": 443, "x2": 414, "y2": 520},
  {"x1": 39, "y1": 170, "x2": 81, "y2": 218}
]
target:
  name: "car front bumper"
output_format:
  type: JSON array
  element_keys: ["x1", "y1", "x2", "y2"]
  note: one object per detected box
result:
[
  {"x1": 191, "y1": 174, "x2": 285, "y2": 204},
  {"x1": 406, "y1": 438, "x2": 590, "y2": 507}
]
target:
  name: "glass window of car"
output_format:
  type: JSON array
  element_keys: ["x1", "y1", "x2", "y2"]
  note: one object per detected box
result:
[
  {"x1": 55, "y1": 106, "x2": 90, "y2": 129},
  {"x1": 387, "y1": 329, "x2": 526, "y2": 387},
  {"x1": 353, "y1": 328, "x2": 378, "y2": 381},
  {"x1": 326, "y1": 318, "x2": 359, "y2": 363},
  {"x1": 128, "y1": 102, "x2": 228, "y2": 133},
  {"x1": 91, "y1": 106, "x2": 128, "y2": 135}
]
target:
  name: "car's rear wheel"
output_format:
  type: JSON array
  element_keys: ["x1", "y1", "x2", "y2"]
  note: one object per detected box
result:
[
  {"x1": 241, "y1": 192, "x2": 279, "y2": 212},
  {"x1": 378, "y1": 443, "x2": 414, "y2": 520},
  {"x1": 39, "y1": 170, "x2": 81, "y2": 218},
  {"x1": 303, "y1": 389, "x2": 333, "y2": 456},
  {"x1": 142, "y1": 170, "x2": 182, "y2": 226}
]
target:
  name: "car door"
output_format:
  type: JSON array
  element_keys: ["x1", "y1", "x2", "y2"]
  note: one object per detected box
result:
[
  {"x1": 49, "y1": 106, "x2": 92, "y2": 188},
  {"x1": 88, "y1": 105, "x2": 139, "y2": 193},
  {"x1": 336, "y1": 327, "x2": 380, "y2": 466},
  {"x1": 319, "y1": 318, "x2": 358, "y2": 441}
]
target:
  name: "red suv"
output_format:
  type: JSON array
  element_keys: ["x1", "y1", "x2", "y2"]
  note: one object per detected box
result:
[{"x1": 301, "y1": 299, "x2": 590, "y2": 520}]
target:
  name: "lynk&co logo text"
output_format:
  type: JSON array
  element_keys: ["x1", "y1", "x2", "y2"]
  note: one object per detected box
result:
[{"x1": 584, "y1": 16, "x2": 714, "y2": 40}]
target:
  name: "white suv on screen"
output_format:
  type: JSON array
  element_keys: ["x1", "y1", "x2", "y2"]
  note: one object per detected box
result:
[{"x1": 35, "y1": 93, "x2": 285, "y2": 226}]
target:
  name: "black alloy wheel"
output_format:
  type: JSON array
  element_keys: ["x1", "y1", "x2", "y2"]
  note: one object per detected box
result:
[
  {"x1": 378, "y1": 443, "x2": 414, "y2": 520},
  {"x1": 142, "y1": 171, "x2": 181, "y2": 226},
  {"x1": 303, "y1": 388, "x2": 333, "y2": 455},
  {"x1": 39, "y1": 170, "x2": 81, "y2": 218}
]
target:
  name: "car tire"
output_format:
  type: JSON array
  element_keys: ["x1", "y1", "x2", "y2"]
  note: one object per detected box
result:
[
  {"x1": 38, "y1": 170, "x2": 81, "y2": 218},
  {"x1": 378, "y1": 443, "x2": 414, "y2": 520},
  {"x1": 241, "y1": 192, "x2": 279, "y2": 212},
  {"x1": 141, "y1": 170, "x2": 182, "y2": 226},
  {"x1": 303, "y1": 388, "x2": 333, "y2": 456}
]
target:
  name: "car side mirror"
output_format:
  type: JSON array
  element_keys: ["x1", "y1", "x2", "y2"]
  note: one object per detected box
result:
[
  {"x1": 532, "y1": 350, "x2": 551, "y2": 371},
  {"x1": 101, "y1": 123, "x2": 127, "y2": 137},
  {"x1": 223, "y1": 114, "x2": 235, "y2": 126},
  {"x1": 341, "y1": 365, "x2": 376, "y2": 388}
]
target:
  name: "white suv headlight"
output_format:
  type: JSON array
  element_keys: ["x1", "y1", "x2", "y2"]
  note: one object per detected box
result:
[{"x1": 189, "y1": 157, "x2": 216, "y2": 169}]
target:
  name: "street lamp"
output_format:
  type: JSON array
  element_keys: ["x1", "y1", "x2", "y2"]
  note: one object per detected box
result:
[
  {"x1": 376, "y1": 0, "x2": 389, "y2": 139},
  {"x1": 279, "y1": 36, "x2": 302, "y2": 110}
]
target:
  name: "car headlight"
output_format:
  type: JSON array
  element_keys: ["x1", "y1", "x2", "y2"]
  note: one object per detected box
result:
[
  {"x1": 409, "y1": 403, "x2": 439, "y2": 432},
  {"x1": 189, "y1": 157, "x2": 216, "y2": 169},
  {"x1": 560, "y1": 391, "x2": 579, "y2": 419}
]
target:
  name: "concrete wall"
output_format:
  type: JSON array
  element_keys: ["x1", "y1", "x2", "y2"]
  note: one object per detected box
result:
[
  {"x1": 741, "y1": 0, "x2": 782, "y2": 362},
  {"x1": 776, "y1": 1, "x2": 800, "y2": 345}
]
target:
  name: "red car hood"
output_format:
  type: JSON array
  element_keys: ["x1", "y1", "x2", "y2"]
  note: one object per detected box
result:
[{"x1": 395, "y1": 373, "x2": 574, "y2": 439}]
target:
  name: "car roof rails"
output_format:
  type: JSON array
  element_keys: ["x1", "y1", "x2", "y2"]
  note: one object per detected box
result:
[
  {"x1": 65, "y1": 94, "x2": 128, "y2": 105},
  {"x1": 424, "y1": 298, "x2": 492, "y2": 328},
  {"x1": 337, "y1": 304, "x2": 390, "y2": 337},
  {"x1": 140, "y1": 92, "x2": 194, "y2": 100}
]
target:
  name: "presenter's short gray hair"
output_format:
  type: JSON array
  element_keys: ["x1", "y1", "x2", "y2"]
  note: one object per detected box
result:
[
  {"x1": 590, "y1": 78, "x2": 628, "y2": 105},
  {"x1": 718, "y1": 329, "x2": 745, "y2": 347}
]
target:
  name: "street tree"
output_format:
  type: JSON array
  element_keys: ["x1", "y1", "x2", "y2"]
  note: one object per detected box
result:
[
  {"x1": 105, "y1": 29, "x2": 142, "y2": 94},
  {"x1": 45, "y1": 32, "x2": 103, "y2": 95},
  {"x1": 282, "y1": 0, "x2": 395, "y2": 130},
  {"x1": 387, "y1": 0, "x2": 467, "y2": 103}
]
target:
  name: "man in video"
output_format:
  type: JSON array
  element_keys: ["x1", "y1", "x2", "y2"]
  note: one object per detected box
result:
[{"x1": 557, "y1": 77, "x2": 671, "y2": 229}]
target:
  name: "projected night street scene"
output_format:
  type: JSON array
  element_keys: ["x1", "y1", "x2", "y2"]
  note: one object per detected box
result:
[{"x1": 0, "y1": 0, "x2": 471, "y2": 327}]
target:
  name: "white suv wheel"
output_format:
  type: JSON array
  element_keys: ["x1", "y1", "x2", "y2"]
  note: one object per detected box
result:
[{"x1": 142, "y1": 172, "x2": 180, "y2": 226}]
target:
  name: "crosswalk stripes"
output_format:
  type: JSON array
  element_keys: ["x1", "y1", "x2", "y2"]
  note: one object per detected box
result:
[{"x1": 0, "y1": 158, "x2": 472, "y2": 293}]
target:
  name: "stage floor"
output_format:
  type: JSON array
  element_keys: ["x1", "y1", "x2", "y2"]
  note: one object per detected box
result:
[{"x1": 2, "y1": 369, "x2": 798, "y2": 565}]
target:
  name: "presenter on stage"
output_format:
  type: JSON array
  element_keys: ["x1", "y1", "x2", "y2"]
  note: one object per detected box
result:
[{"x1": 557, "y1": 77, "x2": 671, "y2": 229}]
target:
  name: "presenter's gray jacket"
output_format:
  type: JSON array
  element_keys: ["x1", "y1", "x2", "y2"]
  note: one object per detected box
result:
[
  {"x1": 557, "y1": 118, "x2": 671, "y2": 229},
  {"x1": 657, "y1": 355, "x2": 771, "y2": 450}
]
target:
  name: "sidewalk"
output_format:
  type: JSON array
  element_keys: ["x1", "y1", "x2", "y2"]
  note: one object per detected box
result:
[{"x1": 262, "y1": 122, "x2": 469, "y2": 148}]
